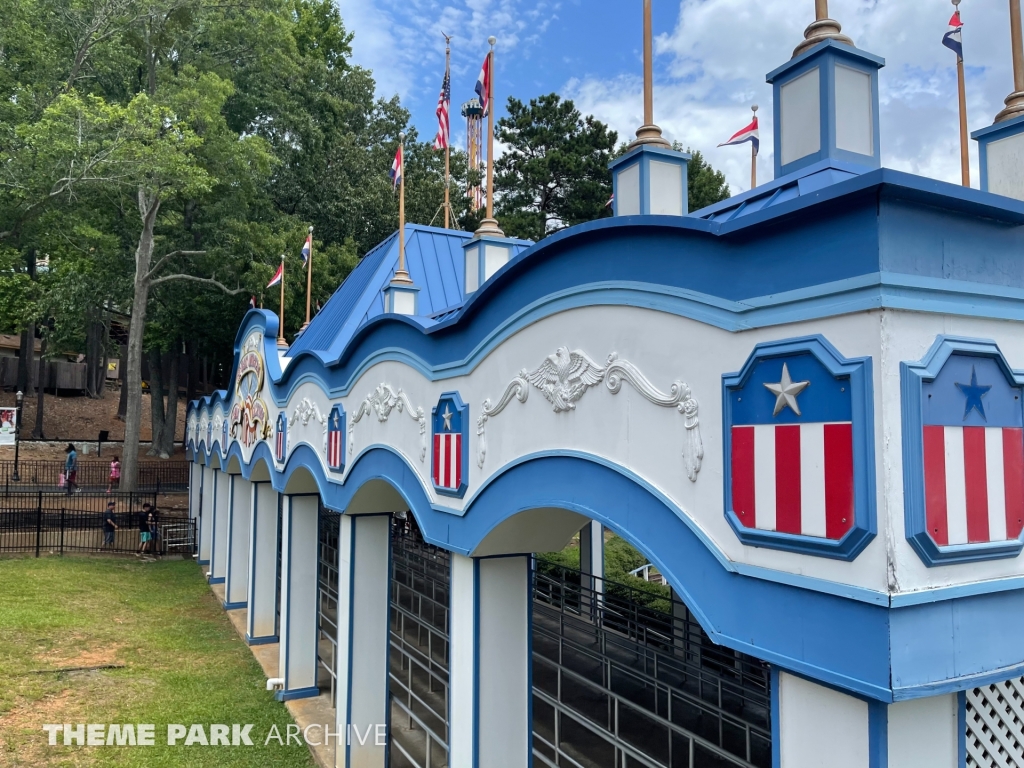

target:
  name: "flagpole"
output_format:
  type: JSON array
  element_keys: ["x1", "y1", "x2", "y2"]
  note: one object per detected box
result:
[
  {"x1": 444, "y1": 38, "x2": 451, "y2": 230},
  {"x1": 485, "y1": 37, "x2": 496, "y2": 222},
  {"x1": 277, "y1": 255, "x2": 286, "y2": 348},
  {"x1": 302, "y1": 225, "x2": 313, "y2": 330},
  {"x1": 750, "y1": 105, "x2": 758, "y2": 189},
  {"x1": 996, "y1": 0, "x2": 1024, "y2": 123},
  {"x1": 948, "y1": 0, "x2": 970, "y2": 187},
  {"x1": 395, "y1": 132, "x2": 412, "y2": 282}
]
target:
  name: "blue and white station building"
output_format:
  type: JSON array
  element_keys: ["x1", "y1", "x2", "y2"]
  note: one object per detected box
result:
[{"x1": 187, "y1": 4, "x2": 1024, "y2": 767}]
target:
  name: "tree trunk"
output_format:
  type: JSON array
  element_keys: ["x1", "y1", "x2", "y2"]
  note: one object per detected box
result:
[
  {"x1": 120, "y1": 188, "x2": 160, "y2": 492},
  {"x1": 31, "y1": 337, "x2": 46, "y2": 439},
  {"x1": 116, "y1": 342, "x2": 128, "y2": 420},
  {"x1": 159, "y1": 349, "x2": 179, "y2": 458},
  {"x1": 17, "y1": 323, "x2": 34, "y2": 396},
  {"x1": 147, "y1": 347, "x2": 165, "y2": 456},
  {"x1": 184, "y1": 340, "x2": 197, "y2": 407},
  {"x1": 85, "y1": 311, "x2": 99, "y2": 398},
  {"x1": 99, "y1": 318, "x2": 110, "y2": 400}
]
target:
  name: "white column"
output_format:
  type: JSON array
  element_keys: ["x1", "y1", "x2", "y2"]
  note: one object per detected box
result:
[
  {"x1": 199, "y1": 465, "x2": 215, "y2": 565},
  {"x1": 449, "y1": 554, "x2": 531, "y2": 767},
  {"x1": 223, "y1": 476, "x2": 251, "y2": 609},
  {"x1": 886, "y1": 694, "x2": 959, "y2": 768},
  {"x1": 578, "y1": 521, "x2": 604, "y2": 616},
  {"x1": 246, "y1": 483, "x2": 280, "y2": 644},
  {"x1": 335, "y1": 514, "x2": 390, "y2": 767},
  {"x1": 278, "y1": 493, "x2": 319, "y2": 700},
  {"x1": 777, "y1": 671, "x2": 881, "y2": 768},
  {"x1": 209, "y1": 470, "x2": 230, "y2": 584}
]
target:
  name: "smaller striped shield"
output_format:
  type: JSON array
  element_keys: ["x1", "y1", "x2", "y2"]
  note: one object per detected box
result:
[
  {"x1": 432, "y1": 392, "x2": 468, "y2": 498},
  {"x1": 275, "y1": 412, "x2": 287, "y2": 463},
  {"x1": 920, "y1": 357, "x2": 1024, "y2": 547},
  {"x1": 327, "y1": 405, "x2": 345, "y2": 472}
]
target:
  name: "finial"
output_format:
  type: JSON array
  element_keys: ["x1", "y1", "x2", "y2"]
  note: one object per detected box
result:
[
  {"x1": 752, "y1": 104, "x2": 758, "y2": 114},
  {"x1": 399, "y1": 131, "x2": 406, "y2": 143},
  {"x1": 630, "y1": 0, "x2": 671, "y2": 149},
  {"x1": 996, "y1": 0, "x2": 1024, "y2": 122},
  {"x1": 793, "y1": 0, "x2": 854, "y2": 58},
  {"x1": 488, "y1": 35, "x2": 496, "y2": 47}
]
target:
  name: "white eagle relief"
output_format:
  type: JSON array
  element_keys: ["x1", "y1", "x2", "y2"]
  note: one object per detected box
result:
[{"x1": 527, "y1": 347, "x2": 607, "y2": 412}]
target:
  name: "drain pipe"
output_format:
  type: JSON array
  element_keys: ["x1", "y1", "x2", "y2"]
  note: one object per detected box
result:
[{"x1": 266, "y1": 677, "x2": 284, "y2": 691}]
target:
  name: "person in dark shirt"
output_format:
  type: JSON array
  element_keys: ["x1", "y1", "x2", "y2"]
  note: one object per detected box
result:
[
  {"x1": 102, "y1": 501, "x2": 118, "y2": 548},
  {"x1": 136, "y1": 503, "x2": 153, "y2": 557}
]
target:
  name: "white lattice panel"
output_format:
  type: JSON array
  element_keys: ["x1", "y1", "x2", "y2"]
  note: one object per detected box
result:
[{"x1": 966, "y1": 677, "x2": 1024, "y2": 768}]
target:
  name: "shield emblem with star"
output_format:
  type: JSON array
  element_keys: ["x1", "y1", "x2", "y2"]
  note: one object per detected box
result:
[
  {"x1": 327, "y1": 404, "x2": 345, "y2": 472},
  {"x1": 432, "y1": 392, "x2": 468, "y2": 498},
  {"x1": 275, "y1": 412, "x2": 287, "y2": 464},
  {"x1": 722, "y1": 336, "x2": 876, "y2": 560},
  {"x1": 902, "y1": 337, "x2": 1024, "y2": 565}
]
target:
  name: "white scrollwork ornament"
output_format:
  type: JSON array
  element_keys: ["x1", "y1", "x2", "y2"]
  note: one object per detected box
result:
[
  {"x1": 477, "y1": 346, "x2": 703, "y2": 481},
  {"x1": 348, "y1": 384, "x2": 427, "y2": 462},
  {"x1": 289, "y1": 397, "x2": 329, "y2": 453}
]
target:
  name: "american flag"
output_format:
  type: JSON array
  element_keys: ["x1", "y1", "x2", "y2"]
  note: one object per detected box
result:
[{"x1": 433, "y1": 62, "x2": 451, "y2": 150}]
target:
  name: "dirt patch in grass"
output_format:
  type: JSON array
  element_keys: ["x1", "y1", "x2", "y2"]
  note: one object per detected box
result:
[{"x1": 35, "y1": 643, "x2": 123, "y2": 671}]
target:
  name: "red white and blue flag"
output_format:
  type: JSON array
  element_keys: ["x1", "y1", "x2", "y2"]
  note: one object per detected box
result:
[
  {"x1": 729, "y1": 360, "x2": 855, "y2": 540},
  {"x1": 301, "y1": 234, "x2": 311, "y2": 265},
  {"x1": 921, "y1": 365, "x2": 1024, "y2": 546},
  {"x1": 432, "y1": 394, "x2": 466, "y2": 494},
  {"x1": 267, "y1": 263, "x2": 284, "y2": 288},
  {"x1": 433, "y1": 61, "x2": 451, "y2": 150},
  {"x1": 249, "y1": 296, "x2": 256, "y2": 309},
  {"x1": 943, "y1": 9, "x2": 964, "y2": 60},
  {"x1": 390, "y1": 144, "x2": 403, "y2": 190},
  {"x1": 475, "y1": 54, "x2": 491, "y2": 116},
  {"x1": 719, "y1": 116, "x2": 760, "y2": 155}
]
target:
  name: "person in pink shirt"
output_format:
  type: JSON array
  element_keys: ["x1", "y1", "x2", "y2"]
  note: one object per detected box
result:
[{"x1": 106, "y1": 456, "x2": 121, "y2": 493}]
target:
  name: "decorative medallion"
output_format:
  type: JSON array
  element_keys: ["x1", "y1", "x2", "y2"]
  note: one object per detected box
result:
[
  {"x1": 432, "y1": 393, "x2": 468, "y2": 497},
  {"x1": 327, "y1": 405, "x2": 345, "y2": 472},
  {"x1": 228, "y1": 331, "x2": 272, "y2": 449},
  {"x1": 275, "y1": 412, "x2": 287, "y2": 464},
  {"x1": 477, "y1": 347, "x2": 703, "y2": 481},
  {"x1": 901, "y1": 336, "x2": 1024, "y2": 566},
  {"x1": 349, "y1": 384, "x2": 426, "y2": 462},
  {"x1": 723, "y1": 336, "x2": 875, "y2": 560}
]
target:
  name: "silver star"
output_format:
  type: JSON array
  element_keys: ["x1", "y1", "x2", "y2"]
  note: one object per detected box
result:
[
  {"x1": 764, "y1": 363, "x2": 810, "y2": 417},
  {"x1": 442, "y1": 405, "x2": 453, "y2": 431}
]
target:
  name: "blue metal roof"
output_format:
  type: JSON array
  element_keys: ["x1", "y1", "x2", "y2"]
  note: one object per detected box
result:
[{"x1": 286, "y1": 223, "x2": 531, "y2": 362}]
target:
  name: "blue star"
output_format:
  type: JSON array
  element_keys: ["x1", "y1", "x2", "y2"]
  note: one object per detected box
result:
[{"x1": 955, "y1": 366, "x2": 992, "y2": 421}]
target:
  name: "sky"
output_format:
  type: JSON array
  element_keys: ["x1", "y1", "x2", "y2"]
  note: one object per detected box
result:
[{"x1": 336, "y1": 0, "x2": 1018, "y2": 194}]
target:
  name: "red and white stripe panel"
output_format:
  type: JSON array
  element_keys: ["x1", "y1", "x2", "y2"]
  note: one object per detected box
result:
[
  {"x1": 922, "y1": 426, "x2": 1024, "y2": 545},
  {"x1": 433, "y1": 433, "x2": 462, "y2": 490},
  {"x1": 276, "y1": 430, "x2": 284, "y2": 461},
  {"x1": 328, "y1": 430, "x2": 342, "y2": 469},
  {"x1": 731, "y1": 423, "x2": 854, "y2": 539}
]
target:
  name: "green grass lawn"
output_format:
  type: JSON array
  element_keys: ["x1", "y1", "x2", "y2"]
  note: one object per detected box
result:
[{"x1": 0, "y1": 556, "x2": 315, "y2": 767}]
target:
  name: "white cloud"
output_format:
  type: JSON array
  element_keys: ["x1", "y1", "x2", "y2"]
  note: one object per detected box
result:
[{"x1": 565, "y1": 0, "x2": 1018, "y2": 193}]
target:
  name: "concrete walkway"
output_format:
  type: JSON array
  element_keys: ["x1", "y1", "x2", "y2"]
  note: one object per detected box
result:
[{"x1": 209, "y1": 579, "x2": 336, "y2": 768}]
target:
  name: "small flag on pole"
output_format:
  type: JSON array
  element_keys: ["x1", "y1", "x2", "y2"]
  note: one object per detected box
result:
[
  {"x1": 315, "y1": 299, "x2": 321, "y2": 314},
  {"x1": 605, "y1": 193, "x2": 614, "y2": 208},
  {"x1": 475, "y1": 54, "x2": 491, "y2": 116},
  {"x1": 942, "y1": 9, "x2": 964, "y2": 60},
  {"x1": 301, "y1": 233, "x2": 311, "y2": 265},
  {"x1": 267, "y1": 263, "x2": 284, "y2": 288},
  {"x1": 390, "y1": 144, "x2": 403, "y2": 190},
  {"x1": 719, "y1": 116, "x2": 760, "y2": 154},
  {"x1": 433, "y1": 61, "x2": 451, "y2": 150},
  {"x1": 249, "y1": 296, "x2": 256, "y2": 309}
]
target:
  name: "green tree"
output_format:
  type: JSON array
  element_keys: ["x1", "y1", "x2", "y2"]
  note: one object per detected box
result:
[{"x1": 494, "y1": 93, "x2": 618, "y2": 241}]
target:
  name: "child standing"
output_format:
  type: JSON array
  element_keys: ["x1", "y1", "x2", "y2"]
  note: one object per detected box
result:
[
  {"x1": 106, "y1": 456, "x2": 121, "y2": 493},
  {"x1": 64, "y1": 444, "x2": 79, "y2": 495}
]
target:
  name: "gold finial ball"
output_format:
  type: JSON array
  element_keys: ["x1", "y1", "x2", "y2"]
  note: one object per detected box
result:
[{"x1": 488, "y1": 36, "x2": 496, "y2": 46}]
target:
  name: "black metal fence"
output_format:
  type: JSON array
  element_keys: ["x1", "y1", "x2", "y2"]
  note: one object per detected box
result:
[
  {"x1": 0, "y1": 460, "x2": 188, "y2": 494},
  {"x1": 0, "y1": 491, "x2": 196, "y2": 557}
]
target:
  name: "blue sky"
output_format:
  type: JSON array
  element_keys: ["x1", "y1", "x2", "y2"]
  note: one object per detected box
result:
[{"x1": 337, "y1": 0, "x2": 1017, "y2": 194}]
